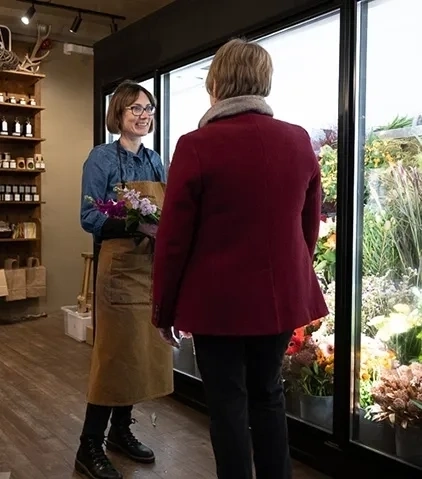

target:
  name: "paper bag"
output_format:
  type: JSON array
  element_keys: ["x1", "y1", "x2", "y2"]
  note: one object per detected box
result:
[
  {"x1": 0, "y1": 269, "x2": 8, "y2": 297},
  {"x1": 4, "y1": 258, "x2": 26, "y2": 302},
  {"x1": 26, "y1": 256, "x2": 47, "y2": 298}
]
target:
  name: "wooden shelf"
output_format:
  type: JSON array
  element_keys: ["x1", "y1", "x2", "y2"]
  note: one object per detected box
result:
[
  {"x1": 0, "y1": 102, "x2": 44, "y2": 113},
  {"x1": 0, "y1": 70, "x2": 45, "y2": 86},
  {"x1": 0, "y1": 237, "x2": 37, "y2": 242},
  {"x1": 0, "y1": 69, "x2": 45, "y2": 307},
  {"x1": 0, "y1": 135, "x2": 45, "y2": 142},
  {"x1": 0, "y1": 201, "x2": 42, "y2": 205},
  {"x1": 0, "y1": 168, "x2": 46, "y2": 175}
]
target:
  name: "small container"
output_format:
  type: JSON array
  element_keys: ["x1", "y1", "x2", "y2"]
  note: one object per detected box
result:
[
  {"x1": 0, "y1": 92, "x2": 4, "y2": 102},
  {"x1": 19, "y1": 98, "x2": 26, "y2": 105},
  {"x1": 9, "y1": 158, "x2": 16, "y2": 169},
  {"x1": 9, "y1": 96, "x2": 16, "y2": 104}
]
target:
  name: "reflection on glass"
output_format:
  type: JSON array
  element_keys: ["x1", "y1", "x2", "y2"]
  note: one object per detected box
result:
[
  {"x1": 354, "y1": 0, "x2": 422, "y2": 468},
  {"x1": 105, "y1": 78, "x2": 155, "y2": 150},
  {"x1": 167, "y1": 56, "x2": 213, "y2": 161},
  {"x1": 260, "y1": 13, "x2": 340, "y2": 432}
]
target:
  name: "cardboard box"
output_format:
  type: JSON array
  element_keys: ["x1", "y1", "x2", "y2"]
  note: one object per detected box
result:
[{"x1": 86, "y1": 325, "x2": 94, "y2": 346}]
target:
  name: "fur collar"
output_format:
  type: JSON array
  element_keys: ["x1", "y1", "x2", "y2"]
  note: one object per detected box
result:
[{"x1": 198, "y1": 95, "x2": 273, "y2": 128}]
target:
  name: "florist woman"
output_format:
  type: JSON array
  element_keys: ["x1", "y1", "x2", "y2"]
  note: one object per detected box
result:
[{"x1": 77, "y1": 80, "x2": 173, "y2": 479}]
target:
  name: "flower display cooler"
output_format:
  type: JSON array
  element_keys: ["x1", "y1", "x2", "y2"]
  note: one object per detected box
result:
[{"x1": 92, "y1": 0, "x2": 422, "y2": 477}]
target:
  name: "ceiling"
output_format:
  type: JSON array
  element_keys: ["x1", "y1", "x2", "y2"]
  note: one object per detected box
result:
[{"x1": 0, "y1": 0, "x2": 175, "y2": 47}]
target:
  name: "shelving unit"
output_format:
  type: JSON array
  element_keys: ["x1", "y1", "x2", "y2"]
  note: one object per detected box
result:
[{"x1": 0, "y1": 69, "x2": 45, "y2": 308}]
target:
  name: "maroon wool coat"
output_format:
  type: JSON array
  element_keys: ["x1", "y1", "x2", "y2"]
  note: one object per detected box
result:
[{"x1": 152, "y1": 112, "x2": 329, "y2": 336}]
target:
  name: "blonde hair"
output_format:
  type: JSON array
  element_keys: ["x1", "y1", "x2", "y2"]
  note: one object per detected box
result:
[
  {"x1": 106, "y1": 80, "x2": 156, "y2": 135},
  {"x1": 206, "y1": 38, "x2": 273, "y2": 101}
]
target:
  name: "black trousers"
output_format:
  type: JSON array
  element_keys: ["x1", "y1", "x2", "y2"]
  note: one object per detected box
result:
[
  {"x1": 81, "y1": 404, "x2": 133, "y2": 440},
  {"x1": 194, "y1": 332, "x2": 293, "y2": 479}
]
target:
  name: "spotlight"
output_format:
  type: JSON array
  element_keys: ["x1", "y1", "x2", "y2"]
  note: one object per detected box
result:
[
  {"x1": 21, "y1": 4, "x2": 35, "y2": 25},
  {"x1": 70, "y1": 13, "x2": 82, "y2": 33}
]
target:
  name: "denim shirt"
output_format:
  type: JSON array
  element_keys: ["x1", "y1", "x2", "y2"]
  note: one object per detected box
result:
[{"x1": 80, "y1": 141, "x2": 165, "y2": 238}]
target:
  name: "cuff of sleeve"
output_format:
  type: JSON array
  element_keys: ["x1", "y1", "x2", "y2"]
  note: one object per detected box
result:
[
  {"x1": 152, "y1": 304, "x2": 174, "y2": 328},
  {"x1": 93, "y1": 215, "x2": 108, "y2": 238}
]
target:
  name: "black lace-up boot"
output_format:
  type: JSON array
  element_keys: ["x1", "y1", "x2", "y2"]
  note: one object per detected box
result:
[
  {"x1": 75, "y1": 436, "x2": 123, "y2": 479},
  {"x1": 107, "y1": 418, "x2": 155, "y2": 464}
]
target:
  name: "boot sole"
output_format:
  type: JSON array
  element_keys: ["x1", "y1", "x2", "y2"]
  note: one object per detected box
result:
[
  {"x1": 106, "y1": 441, "x2": 156, "y2": 464},
  {"x1": 74, "y1": 459, "x2": 123, "y2": 479}
]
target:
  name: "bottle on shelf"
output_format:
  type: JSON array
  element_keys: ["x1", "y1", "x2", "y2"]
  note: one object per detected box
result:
[
  {"x1": 0, "y1": 116, "x2": 8, "y2": 135},
  {"x1": 25, "y1": 118, "x2": 33, "y2": 138},
  {"x1": 19, "y1": 98, "x2": 26, "y2": 105},
  {"x1": 12, "y1": 117, "x2": 21, "y2": 137},
  {"x1": 0, "y1": 92, "x2": 5, "y2": 102},
  {"x1": 28, "y1": 96, "x2": 36, "y2": 106}
]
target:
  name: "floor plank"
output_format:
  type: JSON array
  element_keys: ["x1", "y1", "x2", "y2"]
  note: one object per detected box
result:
[{"x1": 0, "y1": 314, "x2": 327, "y2": 478}]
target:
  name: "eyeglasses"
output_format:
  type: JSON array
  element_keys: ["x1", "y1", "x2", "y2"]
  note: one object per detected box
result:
[{"x1": 126, "y1": 104, "x2": 156, "y2": 116}]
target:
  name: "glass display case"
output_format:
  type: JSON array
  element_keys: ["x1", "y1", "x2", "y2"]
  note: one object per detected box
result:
[
  {"x1": 350, "y1": 0, "x2": 422, "y2": 468},
  {"x1": 97, "y1": 0, "x2": 422, "y2": 475}
]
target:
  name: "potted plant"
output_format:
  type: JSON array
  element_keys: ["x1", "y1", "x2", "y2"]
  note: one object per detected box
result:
[
  {"x1": 370, "y1": 363, "x2": 422, "y2": 466},
  {"x1": 284, "y1": 320, "x2": 334, "y2": 430},
  {"x1": 358, "y1": 336, "x2": 396, "y2": 454}
]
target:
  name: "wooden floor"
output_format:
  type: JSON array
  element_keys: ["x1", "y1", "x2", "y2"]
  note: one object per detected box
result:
[{"x1": 0, "y1": 313, "x2": 328, "y2": 479}]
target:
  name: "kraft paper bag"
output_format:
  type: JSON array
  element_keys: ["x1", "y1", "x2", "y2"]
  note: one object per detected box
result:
[
  {"x1": 4, "y1": 258, "x2": 26, "y2": 302},
  {"x1": 26, "y1": 256, "x2": 47, "y2": 298},
  {"x1": 0, "y1": 269, "x2": 8, "y2": 297}
]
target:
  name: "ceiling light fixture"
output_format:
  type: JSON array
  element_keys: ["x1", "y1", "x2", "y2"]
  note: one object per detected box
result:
[
  {"x1": 17, "y1": 0, "x2": 125, "y2": 25},
  {"x1": 70, "y1": 12, "x2": 82, "y2": 34},
  {"x1": 21, "y1": 4, "x2": 36, "y2": 25}
]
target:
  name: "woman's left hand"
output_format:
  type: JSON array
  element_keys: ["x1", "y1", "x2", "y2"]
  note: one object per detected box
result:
[{"x1": 158, "y1": 328, "x2": 180, "y2": 348}]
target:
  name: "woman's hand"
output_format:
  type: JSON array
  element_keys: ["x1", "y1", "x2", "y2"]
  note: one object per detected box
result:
[{"x1": 158, "y1": 328, "x2": 180, "y2": 348}]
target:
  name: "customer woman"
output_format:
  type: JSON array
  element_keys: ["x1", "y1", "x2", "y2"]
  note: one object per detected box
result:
[
  {"x1": 152, "y1": 39, "x2": 328, "y2": 479},
  {"x1": 77, "y1": 80, "x2": 173, "y2": 479}
]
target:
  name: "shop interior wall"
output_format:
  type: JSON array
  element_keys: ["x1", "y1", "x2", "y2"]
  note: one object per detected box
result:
[
  {"x1": 93, "y1": 0, "x2": 339, "y2": 145},
  {"x1": 13, "y1": 41, "x2": 93, "y2": 313}
]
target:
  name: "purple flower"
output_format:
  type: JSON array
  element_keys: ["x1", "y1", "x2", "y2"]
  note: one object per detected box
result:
[
  {"x1": 139, "y1": 198, "x2": 157, "y2": 216},
  {"x1": 94, "y1": 199, "x2": 126, "y2": 218},
  {"x1": 123, "y1": 189, "x2": 142, "y2": 209}
]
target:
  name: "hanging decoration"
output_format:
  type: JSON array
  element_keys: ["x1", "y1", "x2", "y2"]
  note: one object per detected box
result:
[
  {"x1": 0, "y1": 25, "x2": 20, "y2": 71},
  {"x1": 18, "y1": 23, "x2": 52, "y2": 73}
]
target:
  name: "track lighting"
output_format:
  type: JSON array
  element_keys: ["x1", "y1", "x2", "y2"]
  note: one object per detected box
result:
[
  {"x1": 21, "y1": 4, "x2": 35, "y2": 25},
  {"x1": 70, "y1": 13, "x2": 82, "y2": 34}
]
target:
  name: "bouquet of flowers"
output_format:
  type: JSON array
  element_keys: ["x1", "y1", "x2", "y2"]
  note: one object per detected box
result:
[
  {"x1": 85, "y1": 186, "x2": 161, "y2": 237},
  {"x1": 283, "y1": 319, "x2": 335, "y2": 397}
]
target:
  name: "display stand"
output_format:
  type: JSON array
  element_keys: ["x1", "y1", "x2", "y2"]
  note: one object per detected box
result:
[{"x1": 0, "y1": 69, "x2": 46, "y2": 318}]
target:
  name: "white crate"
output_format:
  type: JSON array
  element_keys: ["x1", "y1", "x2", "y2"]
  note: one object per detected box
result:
[{"x1": 61, "y1": 305, "x2": 92, "y2": 342}]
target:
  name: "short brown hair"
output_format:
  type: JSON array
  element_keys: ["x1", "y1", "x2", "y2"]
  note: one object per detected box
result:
[
  {"x1": 206, "y1": 38, "x2": 273, "y2": 101},
  {"x1": 106, "y1": 80, "x2": 156, "y2": 134}
]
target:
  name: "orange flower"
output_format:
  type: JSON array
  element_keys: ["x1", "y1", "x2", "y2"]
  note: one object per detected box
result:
[{"x1": 324, "y1": 233, "x2": 336, "y2": 249}]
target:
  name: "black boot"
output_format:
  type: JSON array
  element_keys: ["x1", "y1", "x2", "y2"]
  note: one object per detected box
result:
[
  {"x1": 106, "y1": 418, "x2": 155, "y2": 464},
  {"x1": 75, "y1": 436, "x2": 123, "y2": 479}
]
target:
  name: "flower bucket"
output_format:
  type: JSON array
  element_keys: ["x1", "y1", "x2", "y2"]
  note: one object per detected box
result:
[
  {"x1": 299, "y1": 394, "x2": 333, "y2": 430},
  {"x1": 358, "y1": 409, "x2": 395, "y2": 455},
  {"x1": 395, "y1": 424, "x2": 422, "y2": 466}
]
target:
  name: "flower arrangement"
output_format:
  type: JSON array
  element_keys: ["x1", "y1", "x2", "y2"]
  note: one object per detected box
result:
[
  {"x1": 284, "y1": 320, "x2": 334, "y2": 397},
  {"x1": 85, "y1": 186, "x2": 161, "y2": 237},
  {"x1": 359, "y1": 335, "x2": 395, "y2": 409},
  {"x1": 314, "y1": 216, "x2": 336, "y2": 284},
  {"x1": 369, "y1": 362, "x2": 422, "y2": 429}
]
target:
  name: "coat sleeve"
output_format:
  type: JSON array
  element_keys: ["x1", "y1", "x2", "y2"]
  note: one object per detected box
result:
[
  {"x1": 301, "y1": 159, "x2": 322, "y2": 259},
  {"x1": 152, "y1": 134, "x2": 202, "y2": 328}
]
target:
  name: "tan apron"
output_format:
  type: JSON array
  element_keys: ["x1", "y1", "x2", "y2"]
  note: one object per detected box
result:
[{"x1": 87, "y1": 180, "x2": 174, "y2": 406}]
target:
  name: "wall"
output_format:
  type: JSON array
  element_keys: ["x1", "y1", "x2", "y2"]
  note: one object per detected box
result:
[{"x1": 29, "y1": 42, "x2": 93, "y2": 312}]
